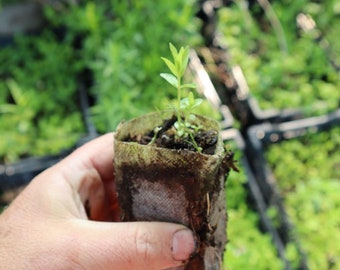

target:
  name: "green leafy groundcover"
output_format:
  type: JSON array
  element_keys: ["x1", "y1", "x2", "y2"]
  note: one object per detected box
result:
[
  {"x1": 0, "y1": 0, "x2": 207, "y2": 163},
  {"x1": 224, "y1": 143, "x2": 284, "y2": 270},
  {"x1": 45, "y1": 0, "x2": 204, "y2": 133},
  {"x1": 0, "y1": 30, "x2": 85, "y2": 163},
  {"x1": 266, "y1": 126, "x2": 340, "y2": 270},
  {"x1": 301, "y1": 0, "x2": 340, "y2": 67},
  {"x1": 217, "y1": 0, "x2": 340, "y2": 116}
]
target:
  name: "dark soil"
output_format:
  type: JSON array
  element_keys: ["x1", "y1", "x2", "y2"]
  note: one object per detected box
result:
[{"x1": 123, "y1": 115, "x2": 219, "y2": 155}]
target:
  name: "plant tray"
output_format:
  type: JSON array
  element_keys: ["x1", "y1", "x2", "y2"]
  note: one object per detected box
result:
[
  {"x1": 195, "y1": 45, "x2": 303, "y2": 131},
  {"x1": 245, "y1": 109, "x2": 340, "y2": 270},
  {"x1": 202, "y1": 1, "x2": 340, "y2": 130},
  {"x1": 0, "y1": 83, "x2": 98, "y2": 197},
  {"x1": 222, "y1": 128, "x2": 293, "y2": 269},
  {"x1": 189, "y1": 49, "x2": 234, "y2": 130}
]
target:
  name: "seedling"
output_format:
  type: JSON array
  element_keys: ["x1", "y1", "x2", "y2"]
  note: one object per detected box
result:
[{"x1": 160, "y1": 43, "x2": 203, "y2": 152}]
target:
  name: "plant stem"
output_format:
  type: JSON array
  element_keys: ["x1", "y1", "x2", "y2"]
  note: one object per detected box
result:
[
  {"x1": 189, "y1": 132, "x2": 201, "y2": 153},
  {"x1": 177, "y1": 75, "x2": 183, "y2": 125},
  {"x1": 177, "y1": 76, "x2": 181, "y2": 109}
]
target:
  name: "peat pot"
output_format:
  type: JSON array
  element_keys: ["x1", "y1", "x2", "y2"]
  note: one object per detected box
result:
[{"x1": 114, "y1": 111, "x2": 231, "y2": 270}]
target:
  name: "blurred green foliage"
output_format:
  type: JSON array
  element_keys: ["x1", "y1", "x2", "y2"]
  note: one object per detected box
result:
[
  {"x1": 0, "y1": 28, "x2": 84, "y2": 163},
  {"x1": 266, "y1": 126, "x2": 340, "y2": 269},
  {"x1": 0, "y1": 0, "x2": 206, "y2": 162},
  {"x1": 44, "y1": 0, "x2": 204, "y2": 132},
  {"x1": 217, "y1": 0, "x2": 340, "y2": 115},
  {"x1": 224, "y1": 141, "x2": 284, "y2": 269}
]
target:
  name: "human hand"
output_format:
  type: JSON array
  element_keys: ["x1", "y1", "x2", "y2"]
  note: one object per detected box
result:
[{"x1": 0, "y1": 133, "x2": 196, "y2": 270}]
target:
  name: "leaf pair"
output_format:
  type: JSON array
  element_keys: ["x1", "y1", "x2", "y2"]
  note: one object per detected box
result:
[
  {"x1": 160, "y1": 43, "x2": 196, "y2": 90},
  {"x1": 180, "y1": 92, "x2": 203, "y2": 111}
]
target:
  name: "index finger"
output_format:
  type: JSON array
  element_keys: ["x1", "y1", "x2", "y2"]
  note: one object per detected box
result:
[{"x1": 55, "y1": 132, "x2": 118, "y2": 221}]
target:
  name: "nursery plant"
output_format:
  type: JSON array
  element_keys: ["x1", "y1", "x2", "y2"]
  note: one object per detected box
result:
[
  {"x1": 224, "y1": 141, "x2": 284, "y2": 270},
  {"x1": 43, "y1": 0, "x2": 209, "y2": 133},
  {"x1": 265, "y1": 125, "x2": 340, "y2": 269},
  {"x1": 1, "y1": 0, "x2": 205, "y2": 162},
  {"x1": 300, "y1": 0, "x2": 340, "y2": 68},
  {"x1": 216, "y1": 0, "x2": 340, "y2": 116},
  {"x1": 113, "y1": 43, "x2": 235, "y2": 269},
  {"x1": 0, "y1": 30, "x2": 85, "y2": 164},
  {"x1": 160, "y1": 43, "x2": 204, "y2": 152}
]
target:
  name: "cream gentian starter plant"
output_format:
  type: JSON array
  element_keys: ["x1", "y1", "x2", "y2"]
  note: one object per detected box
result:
[{"x1": 113, "y1": 43, "x2": 234, "y2": 269}]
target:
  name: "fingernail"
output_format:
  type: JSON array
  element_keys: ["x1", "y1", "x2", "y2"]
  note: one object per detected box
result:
[{"x1": 172, "y1": 229, "x2": 196, "y2": 261}]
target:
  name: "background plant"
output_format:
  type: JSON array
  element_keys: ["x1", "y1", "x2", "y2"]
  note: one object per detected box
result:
[
  {"x1": 44, "y1": 0, "x2": 205, "y2": 133},
  {"x1": 0, "y1": 28, "x2": 85, "y2": 163},
  {"x1": 265, "y1": 126, "x2": 340, "y2": 269},
  {"x1": 217, "y1": 0, "x2": 339, "y2": 115},
  {"x1": 224, "y1": 140, "x2": 284, "y2": 269},
  {"x1": 0, "y1": 0, "x2": 210, "y2": 162},
  {"x1": 301, "y1": 0, "x2": 340, "y2": 67}
]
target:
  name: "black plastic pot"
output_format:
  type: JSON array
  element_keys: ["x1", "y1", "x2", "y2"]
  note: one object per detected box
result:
[
  {"x1": 0, "y1": 152, "x2": 65, "y2": 198},
  {"x1": 0, "y1": 2, "x2": 44, "y2": 47}
]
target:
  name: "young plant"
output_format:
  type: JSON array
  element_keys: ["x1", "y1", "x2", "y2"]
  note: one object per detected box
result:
[{"x1": 160, "y1": 43, "x2": 203, "y2": 151}]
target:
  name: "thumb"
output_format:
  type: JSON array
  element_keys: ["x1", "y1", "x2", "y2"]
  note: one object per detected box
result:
[{"x1": 69, "y1": 220, "x2": 197, "y2": 270}]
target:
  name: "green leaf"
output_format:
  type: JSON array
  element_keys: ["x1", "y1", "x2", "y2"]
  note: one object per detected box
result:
[
  {"x1": 178, "y1": 46, "x2": 185, "y2": 60},
  {"x1": 180, "y1": 97, "x2": 189, "y2": 108},
  {"x1": 193, "y1": 98, "x2": 203, "y2": 108},
  {"x1": 0, "y1": 104, "x2": 17, "y2": 114},
  {"x1": 7, "y1": 80, "x2": 26, "y2": 107},
  {"x1": 161, "y1": 57, "x2": 178, "y2": 77},
  {"x1": 180, "y1": 83, "x2": 196, "y2": 89},
  {"x1": 160, "y1": 73, "x2": 178, "y2": 88},
  {"x1": 188, "y1": 91, "x2": 195, "y2": 104},
  {"x1": 180, "y1": 46, "x2": 190, "y2": 76},
  {"x1": 187, "y1": 92, "x2": 203, "y2": 108},
  {"x1": 188, "y1": 114, "x2": 196, "y2": 122},
  {"x1": 169, "y1": 43, "x2": 178, "y2": 60},
  {"x1": 180, "y1": 95, "x2": 203, "y2": 110}
]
